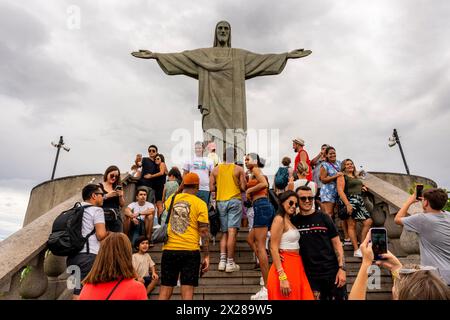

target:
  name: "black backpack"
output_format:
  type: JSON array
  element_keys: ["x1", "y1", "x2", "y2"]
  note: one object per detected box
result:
[{"x1": 47, "y1": 202, "x2": 95, "y2": 256}]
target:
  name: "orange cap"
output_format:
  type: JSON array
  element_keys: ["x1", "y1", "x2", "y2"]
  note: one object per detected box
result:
[{"x1": 183, "y1": 172, "x2": 200, "y2": 186}]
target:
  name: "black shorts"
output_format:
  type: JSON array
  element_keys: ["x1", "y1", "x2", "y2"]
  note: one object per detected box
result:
[
  {"x1": 66, "y1": 253, "x2": 97, "y2": 295},
  {"x1": 160, "y1": 250, "x2": 201, "y2": 287},
  {"x1": 308, "y1": 276, "x2": 348, "y2": 301}
]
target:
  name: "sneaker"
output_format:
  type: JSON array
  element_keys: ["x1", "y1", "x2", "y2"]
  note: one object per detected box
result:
[
  {"x1": 225, "y1": 262, "x2": 240, "y2": 273},
  {"x1": 218, "y1": 260, "x2": 226, "y2": 271},
  {"x1": 343, "y1": 238, "x2": 352, "y2": 246},
  {"x1": 251, "y1": 287, "x2": 268, "y2": 300},
  {"x1": 353, "y1": 249, "x2": 362, "y2": 258}
]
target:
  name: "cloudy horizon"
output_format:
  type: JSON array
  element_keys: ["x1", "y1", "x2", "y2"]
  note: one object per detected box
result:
[{"x1": 1, "y1": 0, "x2": 449, "y2": 240}]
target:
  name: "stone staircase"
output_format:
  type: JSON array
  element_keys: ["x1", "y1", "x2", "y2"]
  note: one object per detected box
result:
[{"x1": 148, "y1": 227, "x2": 393, "y2": 300}]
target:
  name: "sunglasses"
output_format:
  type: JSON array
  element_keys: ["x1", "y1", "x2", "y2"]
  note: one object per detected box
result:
[
  {"x1": 94, "y1": 192, "x2": 104, "y2": 196},
  {"x1": 299, "y1": 196, "x2": 314, "y2": 202},
  {"x1": 149, "y1": 149, "x2": 157, "y2": 153},
  {"x1": 288, "y1": 200, "x2": 298, "y2": 208},
  {"x1": 392, "y1": 265, "x2": 440, "y2": 281},
  {"x1": 109, "y1": 174, "x2": 118, "y2": 179}
]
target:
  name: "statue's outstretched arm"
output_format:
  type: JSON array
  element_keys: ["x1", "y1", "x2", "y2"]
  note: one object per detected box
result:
[
  {"x1": 131, "y1": 49, "x2": 156, "y2": 59},
  {"x1": 287, "y1": 49, "x2": 312, "y2": 59}
]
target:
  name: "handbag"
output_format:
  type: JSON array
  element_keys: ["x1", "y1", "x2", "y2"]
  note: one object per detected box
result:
[
  {"x1": 151, "y1": 193, "x2": 177, "y2": 244},
  {"x1": 103, "y1": 208, "x2": 119, "y2": 223}
]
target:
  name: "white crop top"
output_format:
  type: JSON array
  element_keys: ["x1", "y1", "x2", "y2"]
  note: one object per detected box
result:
[{"x1": 279, "y1": 228, "x2": 300, "y2": 250}]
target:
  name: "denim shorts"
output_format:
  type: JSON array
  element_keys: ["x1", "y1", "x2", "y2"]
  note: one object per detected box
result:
[
  {"x1": 217, "y1": 198, "x2": 243, "y2": 231},
  {"x1": 196, "y1": 190, "x2": 210, "y2": 206},
  {"x1": 252, "y1": 198, "x2": 275, "y2": 228}
]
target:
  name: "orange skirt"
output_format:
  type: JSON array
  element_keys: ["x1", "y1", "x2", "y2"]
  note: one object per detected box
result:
[{"x1": 267, "y1": 251, "x2": 314, "y2": 300}]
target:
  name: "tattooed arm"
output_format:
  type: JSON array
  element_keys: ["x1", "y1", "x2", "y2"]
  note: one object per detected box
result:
[{"x1": 198, "y1": 222, "x2": 210, "y2": 274}]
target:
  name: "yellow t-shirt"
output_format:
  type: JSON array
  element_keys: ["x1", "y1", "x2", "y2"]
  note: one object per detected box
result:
[{"x1": 163, "y1": 193, "x2": 209, "y2": 251}]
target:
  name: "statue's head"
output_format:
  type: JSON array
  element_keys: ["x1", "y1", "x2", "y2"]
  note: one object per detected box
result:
[{"x1": 214, "y1": 21, "x2": 231, "y2": 47}]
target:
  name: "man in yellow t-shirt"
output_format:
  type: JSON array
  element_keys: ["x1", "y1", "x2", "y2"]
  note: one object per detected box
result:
[
  {"x1": 210, "y1": 147, "x2": 247, "y2": 273},
  {"x1": 159, "y1": 172, "x2": 210, "y2": 300}
]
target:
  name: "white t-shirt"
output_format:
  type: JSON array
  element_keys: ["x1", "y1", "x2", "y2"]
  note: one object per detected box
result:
[
  {"x1": 80, "y1": 202, "x2": 105, "y2": 255},
  {"x1": 127, "y1": 201, "x2": 156, "y2": 221},
  {"x1": 183, "y1": 156, "x2": 214, "y2": 191},
  {"x1": 132, "y1": 253, "x2": 156, "y2": 278}
]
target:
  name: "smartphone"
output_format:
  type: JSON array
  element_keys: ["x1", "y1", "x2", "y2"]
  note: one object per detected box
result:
[
  {"x1": 416, "y1": 184, "x2": 424, "y2": 200},
  {"x1": 371, "y1": 227, "x2": 388, "y2": 260},
  {"x1": 115, "y1": 185, "x2": 123, "y2": 191}
]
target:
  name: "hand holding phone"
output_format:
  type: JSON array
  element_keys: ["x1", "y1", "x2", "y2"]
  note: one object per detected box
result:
[
  {"x1": 415, "y1": 184, "x2": 424, "y2": 200},
  {"x1": 370, "y1": 227, "x2": 388, "y2": 260}
]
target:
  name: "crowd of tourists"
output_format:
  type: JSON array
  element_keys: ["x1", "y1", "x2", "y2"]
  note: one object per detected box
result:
[{"x1": 62, "y1": 137, "x2": 450, "y2": 300}]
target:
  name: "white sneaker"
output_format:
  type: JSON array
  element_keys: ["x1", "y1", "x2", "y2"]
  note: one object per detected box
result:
[
  {"x1": 218, "y1": 260, "x2": 226, "y2": 271},
  {"x1": 353, "y1": 249, "x2": 362, "y2": 258},
  {"x1": 250, "y1": 287, "x2": 268, "y2": 300},
  {"x1": 225, "y1": 262, "x2": 240, "y2": 273}
]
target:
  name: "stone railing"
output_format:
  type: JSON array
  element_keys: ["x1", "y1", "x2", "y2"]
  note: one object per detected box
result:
[
  {"x1": 361, "y1": 173, "x2": 422, "y2": 263},
  {"x1": 0, "y1": 194, "x2": 79, "y2": 300},
  {"x1": 0, "y1": 174, "x2": 136, "y2": 300}
]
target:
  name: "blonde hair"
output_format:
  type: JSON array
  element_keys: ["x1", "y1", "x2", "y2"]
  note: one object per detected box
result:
[
  {"x1": 394, "y1": 265, "x2": 450, "y2": 300},
  {"x1": 82, "y1": 233, "x2": 137, "y2": 285},
  {"x1": 296, "y1": 162, "x2": 309, "y2": 176}
]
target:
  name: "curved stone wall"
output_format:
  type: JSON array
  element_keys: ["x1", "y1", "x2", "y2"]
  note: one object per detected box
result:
[
  {"x1": 369, "y1": 172, "x2": 437, "y2": 193},
  {"x1": 23, "y1": 174, "x2": 102, "y2": 226}
]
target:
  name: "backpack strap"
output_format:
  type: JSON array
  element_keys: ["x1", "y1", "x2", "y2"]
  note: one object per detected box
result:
[
  {"x1": 105, "y1": 278, "x2": 124, "y2": 300},
  {"x1": 81, "y1": 204, "x2": 95, "y2": 254},
  {"x1": 304, "y1": 180, "x2": 310, "y2": 187}
]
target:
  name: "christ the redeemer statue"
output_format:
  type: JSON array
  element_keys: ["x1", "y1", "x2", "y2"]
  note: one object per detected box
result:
[{"x1": 132, "y1": 20, "x2": 311, "y2": 160}]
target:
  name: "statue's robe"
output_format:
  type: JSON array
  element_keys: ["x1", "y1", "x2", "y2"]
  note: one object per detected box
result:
[{"x1": 155, "y1": 47, "x2": 288, "y2": 143}]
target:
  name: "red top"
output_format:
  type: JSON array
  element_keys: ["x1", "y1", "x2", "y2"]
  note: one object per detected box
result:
[
  {"x1": 79, "y1": 278, "x2": 147, "y2": 300},
  {"x1": 294, "y1": 148, "x2": 312, "y2": 181}
]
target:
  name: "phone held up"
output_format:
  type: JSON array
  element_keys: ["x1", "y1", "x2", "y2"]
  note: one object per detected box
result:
[
  {"x1": 416, "y1": 184, "x2": 424, "y2": 200},
  {"x1": 115, "y1": 185, "x2": 123, "y2": 191},
  {"x1": 370, "y1": 227, "x2": 388, "y2": 260}
]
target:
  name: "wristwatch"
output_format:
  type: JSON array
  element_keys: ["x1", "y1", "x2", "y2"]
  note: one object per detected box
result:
[{"x1": 339, "y1": 264, "x2": 346, "y2": 271}]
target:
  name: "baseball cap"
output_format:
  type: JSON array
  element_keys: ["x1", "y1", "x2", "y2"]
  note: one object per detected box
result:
[
  {"x1": 292, "y1": 137, "x2": 305, "y2": 146},
  {"x1": 183, "y1": 172, "x2": 200, "y2": 186}
]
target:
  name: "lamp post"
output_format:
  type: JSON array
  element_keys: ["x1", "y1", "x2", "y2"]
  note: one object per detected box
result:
[
  {"x1": 388, "y1": 129, "x2": 410, "y2": 175},
  {"x1": 51, "y1": 136, "x2": 70, "y2": 180}
]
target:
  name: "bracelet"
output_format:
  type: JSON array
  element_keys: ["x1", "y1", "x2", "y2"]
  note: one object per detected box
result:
[{"x1": 278, "y1": 273, "x2": 288, "y2": 281}]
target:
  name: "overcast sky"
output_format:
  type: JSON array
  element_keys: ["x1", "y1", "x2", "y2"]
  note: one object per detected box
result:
[{"x1": 1, "y1": 0, "x2": 449, "y2": 240}]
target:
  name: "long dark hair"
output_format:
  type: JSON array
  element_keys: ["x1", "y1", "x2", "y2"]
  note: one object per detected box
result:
[
  {"x1": 103, "y1": 165, "x2": 121, "y2": 187},
  {"x1": 247, "y1": 153, "x2": 265, "y2": 168},
  {"x1": 276, "y1": 191, "x2": 298, "y2": 218},
  {"x1": 168, "y1": 167, "x2": 182, "y2": 184}
]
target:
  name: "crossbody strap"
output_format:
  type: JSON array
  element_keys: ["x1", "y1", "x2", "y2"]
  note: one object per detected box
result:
[
  {"x1": 164, "y1": 193, "x2": 178, "y2": 225},
  {"x1": 106, "y1": 278, "x2": 124, "y2": 300}
]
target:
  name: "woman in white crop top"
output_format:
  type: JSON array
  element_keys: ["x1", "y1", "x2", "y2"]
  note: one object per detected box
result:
[{"x1": 267, "y1": 191, "x2": 314, "y2": 300}]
